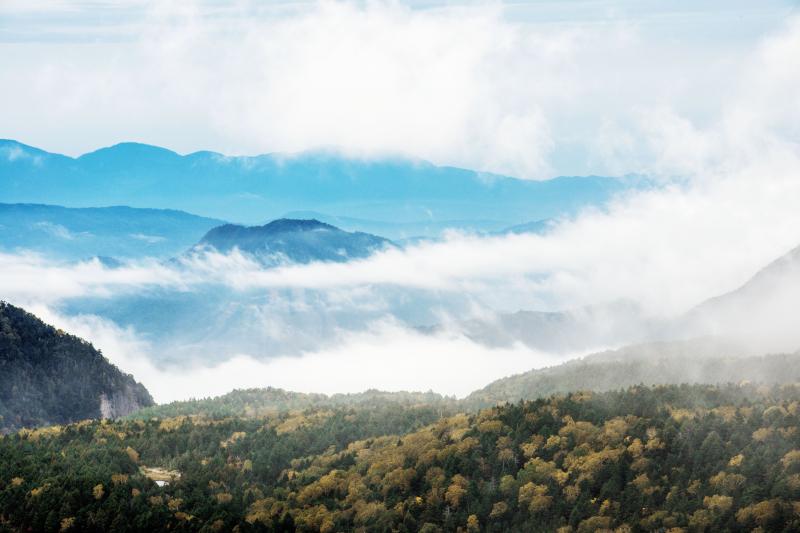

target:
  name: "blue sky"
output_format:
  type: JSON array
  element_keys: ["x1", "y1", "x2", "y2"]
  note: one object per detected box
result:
[{"x1": 1, "y1": 0, "x2": 798, "y2": 178}]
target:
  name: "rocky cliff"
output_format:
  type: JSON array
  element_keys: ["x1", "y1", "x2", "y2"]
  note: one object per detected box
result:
[{"x1": 0, "y1": 302, "x2": 154, "y2": 432}]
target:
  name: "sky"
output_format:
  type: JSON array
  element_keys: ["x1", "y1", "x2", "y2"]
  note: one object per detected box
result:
[
  {"x1": 2, "y1": 1, "x2": 800, "y2": 402},
  {"x1": 0, "y1": 0, "x2": 797, "y2": 178}
]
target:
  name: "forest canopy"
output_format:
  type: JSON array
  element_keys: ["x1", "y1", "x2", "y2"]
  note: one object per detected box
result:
[{"x1": 2, "y1": 383, "x2": 800, "y2": 532}]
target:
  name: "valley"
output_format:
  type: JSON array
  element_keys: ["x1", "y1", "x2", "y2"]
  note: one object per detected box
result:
[{"x1": 2, "y1": 2, "x2": 800, "y2": 529}]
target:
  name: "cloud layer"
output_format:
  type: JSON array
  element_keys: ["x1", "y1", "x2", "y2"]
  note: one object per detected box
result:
[
  {"x1": 33, "y1": 309, "x2": 567, "y2": 403},
  {"x1": 2, "y1": 3, "x2": 800, "y2": 402},
  {"x1": 0, "y1": 1, "x2": 793, "y2": 178}
]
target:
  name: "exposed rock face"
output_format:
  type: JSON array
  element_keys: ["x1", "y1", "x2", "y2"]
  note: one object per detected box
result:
[{"x1": 99, "y1": 385, "x2": 151, "y2": 420}]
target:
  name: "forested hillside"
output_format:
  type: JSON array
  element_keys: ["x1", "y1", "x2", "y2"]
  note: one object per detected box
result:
[
  {"x1": 0, "y1": 302, "x2": 153, "y2": 433},
  {"x1": 132, "y1": 388, "x2": 457, "y2": 420},
  {"x1": 466, "y1": 340, "x2": 800, "y2": 408},
  {"x1": 2, "y1": 383, "x2": 800, "y2": 532}
]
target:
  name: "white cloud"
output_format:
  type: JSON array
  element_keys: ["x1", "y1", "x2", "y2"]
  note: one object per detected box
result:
[
  {"x1": 0, "y1": 1, "x2": 792, "y2": 177},
  {"x1": 129, "y1": 233, "x2": 166, "y2": 244},
  {"x1": 2, "y1": 3, "x2": 800, "y2": 402},
  {"x1": 0, "y1": 253, "x2": 186, "y2": 304},
  {"x1": 34, "y1": 308, "x2": 572, "y2": 403},
  {"x1": 33, "y1": 221, "x2": 81, "y2": 240}
]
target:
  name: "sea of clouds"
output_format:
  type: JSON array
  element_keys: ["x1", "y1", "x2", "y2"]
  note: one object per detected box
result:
[{"x1": 1, "y1": 2, "x2": 799, "y2": 402}]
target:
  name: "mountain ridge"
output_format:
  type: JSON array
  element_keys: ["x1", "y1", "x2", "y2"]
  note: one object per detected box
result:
[
  {"x1": 0, "y1": 202, "x2": 224, "y2": 260},
  {"x1": 677, "y1": 243, "x2": 800, "y2": 352},
  {"x1": 1, "y1": 139, "x2": 638, "y2": 234}
]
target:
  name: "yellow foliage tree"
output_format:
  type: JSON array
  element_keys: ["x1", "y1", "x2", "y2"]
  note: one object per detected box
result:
[
  {"x1": 781, "y1": 449, "x2": 800, "y2": 470},
  {"x1": 709, "y1": 471, "x2": 746, "y2": 494},
  {"x1": 704, "y1": 494, "x2": 733, "y2": 514},
  {"x1": 518, "y1": 482, "x2": 552, "y2": 513},
  {"x1": 489, "y1": 501, "x2": 508, "y2": 518},
  {"x1": 445, "y1": 475, "x2": 469, "y2": 508},
  {"x1": 735, "y1": 500, "x2": 780, "y2": 527},
  {"x1": 59, "y1": 517, "x2": 75, "y2": 532},
  {"x1": 125, "y1": 446, "x2": 140, "y2": 463}
]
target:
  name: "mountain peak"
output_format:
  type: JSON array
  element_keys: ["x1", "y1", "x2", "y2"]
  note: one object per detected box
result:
[
  {"x1": 0, "y1": 139, "x2": 64, "y2": 162},
  {"x1": 78, "y1": 142, "x2": 180, "y2": 164},
  {"x1": 196, "y1": 218, "x2": 392, "y2": 265},
  {"x1": 261, "y1": 218, "x2": 336, "y2": 233},
  {"x1": 202, "y1": 219, "x2": 336, "y2": 242}
]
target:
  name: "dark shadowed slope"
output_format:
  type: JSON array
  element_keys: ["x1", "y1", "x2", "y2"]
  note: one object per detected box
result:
[
  {"x1": 193, "y1": 218, "x2": 394, "y2": 265},
  {"x1": 0, "y1": 302, "x2": 153, "y2": 432}
]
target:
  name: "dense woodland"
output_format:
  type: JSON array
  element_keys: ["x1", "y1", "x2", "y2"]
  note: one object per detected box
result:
[
  {"x1": 132, "y1": 389, "x2": 458, "y2": 421},
  {"x1": 3, "y1": 383, "x2": 800, "y2": 532},
  {"x1": 0, "y1": 302, "x2": 153, "y2": 433}
]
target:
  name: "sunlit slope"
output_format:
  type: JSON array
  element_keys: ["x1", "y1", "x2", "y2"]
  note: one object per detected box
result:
[{"x1": 3, "y1": 384, "x2": 800, "y2": 531}]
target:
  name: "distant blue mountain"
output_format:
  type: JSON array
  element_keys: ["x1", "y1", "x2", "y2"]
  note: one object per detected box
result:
[
  {"x1": 0, "y1": 140, "x2": 641, "y2": 236},
  {"x1": 194, "y1": 218, "x2": 394, "y2": 265},
  {"x1": 0, "y1": 203, "x2": 223, "y2": 260}
]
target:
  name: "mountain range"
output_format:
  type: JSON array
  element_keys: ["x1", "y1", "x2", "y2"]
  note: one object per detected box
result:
[
  {"x1": 0, "y1": 139, "x2": 639, "y2": 237},
  {"x1": 0, "y1": 202, "x2": 550, "y2": 263}
]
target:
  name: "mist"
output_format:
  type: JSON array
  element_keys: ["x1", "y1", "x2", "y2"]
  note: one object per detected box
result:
[{"x1": 2, "y1": 3, "x2": 800, "y2": 403}]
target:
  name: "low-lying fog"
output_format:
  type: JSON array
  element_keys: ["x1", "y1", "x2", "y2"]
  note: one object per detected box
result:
[
  {"x1": 4, "y1": 11, "x2": 800, "y2": 403},
  {"x1": 3, "y1": 167, "x2": 800, "y2": 403}
]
